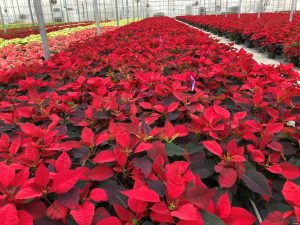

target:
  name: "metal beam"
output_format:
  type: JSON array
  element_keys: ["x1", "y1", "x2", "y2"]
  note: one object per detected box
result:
[
  {"x1": 63, "y1": 0, "x2": 69, "y2": 22},
  {"x1": 98, "y1": 0, "x2": 101, "y2": 21},
  {"x1": 27, "y1": 0, "x2": 35, "y2": 25},
  {"x1": 121, "y1": 0, "x2": 124, "y2": 19},
  {"x1": 76, "y1": 0, "x2": 80, "y2": 22},
  {"x1": 137, "y1": 1, "x2": 139, "y2": 20},
  {"x1": 103, "y1": 0, "x2": 107, "y2": 20},
  {"x1": 238, "y1": 0, "x2": 242, "y2": 18},
  {"x1": 258, "y1": 0, "x2": 263, "y2": 18},
  {"x1": 49, "y1": 0, "x2": 54, "y2": 23},
  {"x1": 115, "y1": 0, "x2": 120, "y2": 27},
  {"x1": 11, "y1": 0, "x2": 18, "y2": 22},
  {"x1": 140, "y1": 0, "x2": 143, "y2": 19},
  {"x1": 33, "y1": 0, "x2": 50, "y2": 60},
  {"x1": 289, "y1": 0, "x2": 296, "y2": 22},
  {"x1": 126, "y1": 0, "x2": 129, "y2": 24},
  {"x1": 132, "y1": 0, "x2": 135, "y2": 21},
  {"x1": 93, "y1": 0, "x2": 100, "y2": 35},
  {"x1": 82, "y1": 1, "x2": 85, "y2": 20},
  {"x1": 85, "y1": 1, "x2": 89, "y2": 21},
  {"x1": 0, "y1": 3, "x2": 5, "y2": 32},
  {"x1": 16, "y1": 0, "x2": 21, "y2": 18},
  {"x1": 60, "y1": 0, "x2": 65, "y2": 22}
]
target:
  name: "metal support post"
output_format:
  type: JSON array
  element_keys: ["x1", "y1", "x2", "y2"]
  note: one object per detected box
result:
[
  {"x1": 121, "y1": 0, "x2": 124, "y2": 19},
  {"x1": 33, "y1": 0, "x2": 50, "y2": 60},
  {"x1": 132, "y1": 0, "x2": 135, "y2": 21},
  {"x1": 0, "y1": 3, "x2": 5, "y2": 32},
  {"x1": 60, "y1": 0, "x2": 65, "y2": 22},
  {"x1": 238, "y1": 0, "x2": 242, "y2": 18},
  {"x1": 93, "y1": 0, "x2": 100, "y2": 34},
  {"x1": 76, "y1": 0, "x2": 81, "y2": 22},
  {"x1": 258, "y1": 0, "x2": 263, "y2": 18},
  {"x1": 126, "y1": 0, "x2": 129, "y2": 24},
  {"x1": 225, "y1": 0, "x2": 228, "y2": 16},
  {"x1": 85, "y1": 1, "x2": 89, "y2": 21},
  {"x1": 140, "y1": 0, "x2": 143, "y2": 19},
  {"x1": 11, "y1": 0, "x2": 18, "y2": 22},
  {"x1": 137, "y1": 1, "x2": 139, "y2": 20},
  {"x1": 289, "y1": 0, "x2": 296, "y2": 22},
  {"x1": 16, "y1": 0, "x2": 21, "y2": 18},
  {"x1": 82, "y1": 1, "x2": 85, "y2": 20},
  {"x1": 63, "y1": 0, "x2": 69, "y2": 22},
  {"x1": 28, "y1": 0, "x2": 35, "y2": 25},
  {"x1": 115, "y1": 0, "x2": 120, "y2": 27},
  {"x1": 98, "y1": 0, "x2": 101, "y2": 21},
  {"x1": 103, "y1": 0, "x2": 107, "y2": 20},
  {"x1": 49, "y1": 0, "x2": 54, "y2": 23}
]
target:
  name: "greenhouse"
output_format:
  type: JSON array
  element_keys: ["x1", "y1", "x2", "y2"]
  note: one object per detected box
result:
[{"x1": 0, "y1": 0, "x2": 299, "y2": 225}]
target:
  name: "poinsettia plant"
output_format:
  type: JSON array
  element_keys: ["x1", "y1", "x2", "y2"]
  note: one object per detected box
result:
[
  {"x1": 177, "y1": 12, "x2": 300, "y2": 66},
  {"x1": 0, "y1": 17, "x2": 299, "y2": 225},
  {"x1": 0, "y1": 21, "x2": 94, "y2": 40}
]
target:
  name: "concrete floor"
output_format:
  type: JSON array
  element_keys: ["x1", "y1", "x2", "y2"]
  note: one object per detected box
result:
[{"x1": 178, "y1": 20, "x2": 300, "y2": 73}]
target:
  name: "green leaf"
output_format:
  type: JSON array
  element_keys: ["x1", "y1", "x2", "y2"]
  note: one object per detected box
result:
[
  {"x1": 190, "y1": 159, "x2": 215, "y2": 178},
  {"x1": 101, "y1": 181, "x2": 128, "y2": 208},
  {"x1": 269, "y1": 203, "x2": 292, "y2": 212},
  {"x1": 202, "y1": 211, "x2": 225, "y2": 225},
  {"x1": 147, "y1": 180, "x2": 166, "y2": 197},
  {"x1": 0, "y1": 85, "x2": 6, "y2": 91},
  {"x1": 185, "y1": 142, "x2": 203, "y2": 155},
  {"x1": 92, "y1": 111, "x2": 110, "y2": 120},
  {"x1": 165, "y1": 143, "x2": 186, "y2": 156},
  {"x1": 244, "y1": 161, "x2": 256, "y2": 170},
  {"x1": 241, "y1": 170, "x2": 271, "y2": 196},
  {"x1": 142, "y1": 222, "x2": 154, "y2": 225},
  {"x1": 66, "y1": 215, "x2": 78, "y2": 225}
]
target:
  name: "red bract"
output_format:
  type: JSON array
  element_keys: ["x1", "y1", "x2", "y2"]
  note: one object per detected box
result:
[
  {"x1": 81, "y1": 126, "x2": 109, "y2": 147},
  {"x1": 0, "y1": 21, "x2": 94, "y2": 40},
  {"x1": 212, "y1": 193, "x2": 256, "y2": 225},
  {"x1": 166, "y1": 161, "x2": 196, "y2": 199},
  {"x1": 261, "y1": 211, "x2": 289, "y2": 225},
  {"x1": 177, "y1": 13, "x2": 300, "y2": 66},
  {"x1": 0, "y1": 16, "x2": 299, "y2": 225},
  {"x1": 0, "y1": 203, "x2": 33, "y2": 225},
  {"x1": 151, "y1": 119, "x2": 188, "y2": 143},
  {"x1": 204, "y1": 139, "x2": 245, "y2": 188},
  {"x1": 0, "y1": 26, "x2": 116, "y2": 82},
  {"x1": 171, "y1": 204, "x2": 203, "y2": 224}
]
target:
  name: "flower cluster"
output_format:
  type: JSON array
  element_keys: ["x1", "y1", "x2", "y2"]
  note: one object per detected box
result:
[
  {"x1": 177, "y1": 13, "x2": 300, "y2": 66},
  {"x1": 0, "y1": 17, "x2": 299, "y2": 225},
  {"x1": 0, "y1": 21, "x2": 95, "y2": 40},
  {"x1": 0, "y1": 18, "x2": 136, "y2": 48},
  {"x1": 0, "y1": 26, "x2": 116, "y2": 79}
]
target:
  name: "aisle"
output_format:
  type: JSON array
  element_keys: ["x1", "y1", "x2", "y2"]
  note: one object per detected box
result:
[{"x1": 177, "y1": 19, "x2": 300, "y2": 73}]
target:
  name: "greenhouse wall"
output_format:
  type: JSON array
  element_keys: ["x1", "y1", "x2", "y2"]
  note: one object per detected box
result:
[{"x1": 0, "y1": 0, "x2": 299, "y2": 24}]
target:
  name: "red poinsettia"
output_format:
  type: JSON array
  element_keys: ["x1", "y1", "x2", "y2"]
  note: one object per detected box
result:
[
  {"x1": 208, "y1": 193, "x2": 256, "y2": 225},
  {"x1": 0, "y1": 16, "x2": 299, "y2": 225},
  {"x1": 203, "y1": 139, "x2": 246, "y2": 188}
]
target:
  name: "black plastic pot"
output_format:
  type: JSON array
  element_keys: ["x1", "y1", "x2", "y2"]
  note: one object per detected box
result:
[
  {"x1": 267, "y1": 51, "x2": 276, "y2": 59},
  {"x1": 274, "y1": 44, "x2": 283, "y2": 56},
  {"x1": 245, "y1": 40, "x2": 255, "y2": 48},
  {"x1": 291, "y1": 56, "x2": 300, "y2": 67},
  {"x1": 225, "y1": 34, "x2": 231, "y2": 39},
  {"x1": 235, "y1": 39, "x2": 243, "y2": 44}
]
